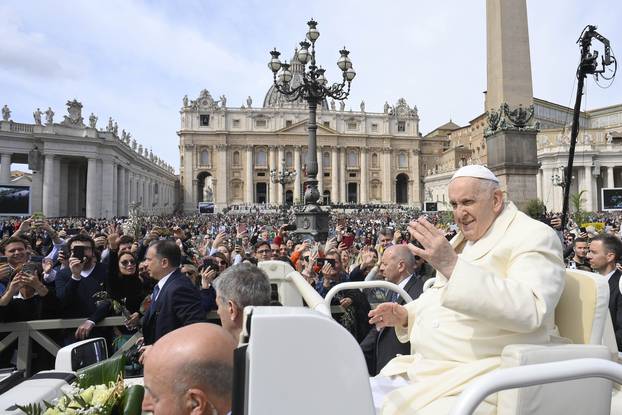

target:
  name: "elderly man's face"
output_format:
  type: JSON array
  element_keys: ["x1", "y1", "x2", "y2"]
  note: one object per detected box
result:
[
  {"x1": 448, "y1": 177, "x2": 503, "y2": 242},
  {"x1": 142, "y1": 355, "x2": 185, "y2": 414},
  {"x1": 379, "y1": 249, "x2": 402, "y2": 284}
]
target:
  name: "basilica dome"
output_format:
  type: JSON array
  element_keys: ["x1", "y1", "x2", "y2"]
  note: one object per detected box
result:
[{"x1": 263, "y1": 50, "x2": 329, "y2": 110}]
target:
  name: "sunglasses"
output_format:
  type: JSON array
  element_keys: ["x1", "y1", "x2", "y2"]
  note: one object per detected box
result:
[
  {"x1": 302, "y1": 256, "x2": 310, "y2": 262},
  {"x1": 256, "y1": 249, "x2": 272, "y2": 254},
  {"x1": 120, "y1": 259, "x2": 136, "y2": 267}
]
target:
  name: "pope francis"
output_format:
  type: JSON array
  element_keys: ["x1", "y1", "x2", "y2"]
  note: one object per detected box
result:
[{"x1": 368, "y1": 165, "x2": 565, "y2": 415}]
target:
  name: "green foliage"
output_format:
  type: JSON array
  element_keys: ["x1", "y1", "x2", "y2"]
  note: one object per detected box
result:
[
  {"x1": 122, "y1": 385, "x2": 145, "y2": 415},
  {"x1": 77, "y1": 354, "x2": 125, "y2": 389},
  {"x1": 571, "y1": 190, "x2": 589, "y2": 225},
  {"x1": 525, "y1": 199, "x2": 546, "y2": 219}
]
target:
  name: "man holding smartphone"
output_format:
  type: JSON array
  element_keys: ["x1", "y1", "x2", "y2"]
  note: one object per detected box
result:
[{"x1": 54, "y1": 234, "x2": 110, "y2": 343}]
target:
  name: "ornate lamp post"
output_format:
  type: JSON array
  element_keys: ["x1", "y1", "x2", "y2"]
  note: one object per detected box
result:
[
  {"x1": 270, "y1": 158, "x2": 297, "y2": 219},
  {"x1": 268, "y1": 18, "x2": 356, "y2": 241}
]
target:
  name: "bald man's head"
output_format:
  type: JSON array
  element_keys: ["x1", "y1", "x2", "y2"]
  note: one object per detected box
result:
[
  {"x1": 379, "y1": 245, "x2": 415, "y2": 284},
  {"x1": 142, "y1": 323, "x2": 237, "y2": 415}
]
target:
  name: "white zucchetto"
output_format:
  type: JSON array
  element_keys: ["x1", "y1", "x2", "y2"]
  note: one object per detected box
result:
[{"x1": 450, "y1": 165, "x2": 499, "y2": 183}]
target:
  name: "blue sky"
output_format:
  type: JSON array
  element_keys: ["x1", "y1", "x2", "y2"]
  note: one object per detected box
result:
[{"x1": 1, "y1": 1, "x2": 620, "y2": 171}]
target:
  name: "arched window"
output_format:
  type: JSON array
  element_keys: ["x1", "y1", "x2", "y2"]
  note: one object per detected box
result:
[
  {"x1": 200, "y1": 149, "x2": 210, "y2": 166},
  {"x1": 347, "y1": 150, "x2": 358, "y2": 167},
  {"x1": 256, "y1": 148, "x2": 267, "y2": 167},
  {"x1": 398, "y1": 152, "x2": 407, "y2": 168},
  {"x1": 285, "y1": 151, "x2": 293, "y2": 168},
  {"x1": 233, "y1": 151, "x2": 240, "y2": 166},
  {"x1": 323, "y1": 152, "x2": 331, "y2": 168},
  {"x1": 371, "y1": 153, "x2": 379, "y2": 168}
]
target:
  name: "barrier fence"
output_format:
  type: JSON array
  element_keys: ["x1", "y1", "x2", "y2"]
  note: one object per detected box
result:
[{"x1": 0, "y1": 307, "x2": 347, "y2": 376}]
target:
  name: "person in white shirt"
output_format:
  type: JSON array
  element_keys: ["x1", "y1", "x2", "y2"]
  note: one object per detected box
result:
[{"x1": 587, "y1": 233, "x2": 622, "y2": 350}]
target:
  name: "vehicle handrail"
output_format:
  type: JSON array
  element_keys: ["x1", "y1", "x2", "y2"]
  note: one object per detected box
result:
[
  {"x1": 287, "y1": 270, "x2": 331, "y2": 316},
  {"x1": 449, "y1": 358, "x2": 622, "y2": 415},
  {"x1": 324, "y1": 281, "x2": 413, "y2": 309}
]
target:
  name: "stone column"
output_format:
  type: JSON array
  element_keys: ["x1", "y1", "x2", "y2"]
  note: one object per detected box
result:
[
  {"x1": 183, "y1": 145, "x2": 195, "y2": 212},
  {"x1": 118, "y1": 167, "x2": 127, "y2": 216},
  {"x1": 331, "y1": 147, "x2": 339, "y2": 203},
  {"x1": 245, "y1": 146, "x2": 254, "y2": 203},
  {"x1": 269, "y1": 147, "x2": 277, "y2": 205},
  {"x1": 314, "y1": 147, "x2": 321, "y2": 201},
  {"x1": 58, "y1": 161, "x2": 69, "y2": 217},
  {"x1": 294, "y1": 146, "x2": 303, "y2": 203},
  {"x1": 383, "y1": 149, "x2": 392, "y2": 202},
  {"x1": 127, "y1": 171, "x2": 134, "y2": 204},
  {"x1": 339, "y1": 147, "x2": 346, "y2": 203},
  {"x1": 42, "y1": 155, "x2": 59, "y2": 217},
  {"x1": 277, "y1": 146, "x2": 284, "y2": 205},
  {"x1": 583, "y1": 166, "x2": 593, "y2": 212},
  {"x1": 146, "y1": 178, "x2": 152, "y2": 211},
  {"x1": 0, "y1": 153, "x2": 11, "y2": 184},
  {"x1": 360, "y1": 149, "x2": 368, "y2": 203},
  {"x1": 101, "y1": 160, "x2": 114, "y2": 218},
  {"x1": 537, "y1": 169, "x2": 543, "y2": 200},
  {"x1": 111, "y1": 162, "x2": 118, "y2": 216},
  {"x1": 607, "y1": 166, "x2": 615, "y2": 188},
  {"x1": 86, "y1": 158, "x2": 99, "y2": 218},
  {"x1": 30, "y1": 171, "x2": 43, "y2": 213},
  {"x1": 216, "y1": 144, "x2": 228, "y2": 208},
  {"x1": 410, "y1": 150, "x2": 421, "y2": 207}
]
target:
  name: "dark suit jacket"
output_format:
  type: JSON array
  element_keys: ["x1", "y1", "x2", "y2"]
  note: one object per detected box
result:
[
  {"x1": 142, "y1": 269, "x2": 207, "y2": 345},
  {"x1": 608, "y1": 269, "x2": 622, "y2": 351},
  {"x1": 360, "y1": 273, "x2": 426, "y2": 375},
  {"x1": 55, "y1": 262, "x2": 110, "y2": 323}
]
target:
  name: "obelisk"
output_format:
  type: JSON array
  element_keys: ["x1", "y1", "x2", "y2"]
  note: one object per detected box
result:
[{"x1": 485, "y1": 0, "x2": 539, "y2": 208}]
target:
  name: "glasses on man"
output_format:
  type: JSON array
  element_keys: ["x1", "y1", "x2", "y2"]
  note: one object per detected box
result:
[
  {"x1": 120, "y1": 259, "x2": 136, "y2": 267},
  {"x1": 256, "y1": 249, "x2": 272, "y2": 255}
]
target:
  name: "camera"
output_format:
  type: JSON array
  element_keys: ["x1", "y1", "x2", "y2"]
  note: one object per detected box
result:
[{"x1": 316, "y1": 258, "x2": 336, "y2": 267}]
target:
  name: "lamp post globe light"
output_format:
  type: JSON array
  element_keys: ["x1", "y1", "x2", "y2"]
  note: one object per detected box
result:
[
  {"x1": 270, "y1": 158, "x2": 297, "y2": 220},
  {"x1": 268, "y1": 18, "x2": 356, "y2": 242}
]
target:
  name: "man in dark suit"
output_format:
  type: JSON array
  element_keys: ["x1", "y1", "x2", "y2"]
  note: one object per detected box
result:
[
  {"x1": 55, "y1": 234, "x2": 110, "y2": 342},
  {"x1": 360, "y1": 245, "x2": 427, "y2": 375},
  {"x1": 587, "y1": 234, "x2": 622, "y2": 351},
  {"x1": 139, "y1": 240, "x2": 206, "y2": 361}
]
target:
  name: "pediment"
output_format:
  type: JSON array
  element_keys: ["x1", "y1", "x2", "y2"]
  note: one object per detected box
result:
[{"x1": 276, "y1": 119, "x2": 337, "y2": 135}]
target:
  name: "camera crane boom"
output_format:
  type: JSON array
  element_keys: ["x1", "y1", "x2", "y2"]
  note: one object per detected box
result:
[{"x1": 561, "y1": 25, "x2": 616, "y2": 231}]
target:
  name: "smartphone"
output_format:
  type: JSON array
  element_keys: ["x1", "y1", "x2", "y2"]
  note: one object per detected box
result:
[
  {"x1": 72, "y1": 246, "x2": 86, "y2": 261},
  {"x1": 0, "y1": 256, "x2": 7, "y2": 264},
  {"x1": 202, "y1": 258, "x2": 218, "y2": 270},
  {"x1": 236, "y1": 238, "x2": 243, "y2": 246},
  {"x1": 316, "y1": 258, "x2": 336, "y2": 267},
  {"x1": 21, "y1": 262, "x2": 39, "y2": 276}
]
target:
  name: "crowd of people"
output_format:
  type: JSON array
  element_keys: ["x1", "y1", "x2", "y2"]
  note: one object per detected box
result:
[{"x1": 2, "y1": 164, "x2": 622, "y2": 413}]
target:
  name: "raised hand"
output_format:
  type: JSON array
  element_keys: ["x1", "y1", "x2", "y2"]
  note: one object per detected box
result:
[{"x1": 407, "y1": 217, "x2": 457, "y2": 278}]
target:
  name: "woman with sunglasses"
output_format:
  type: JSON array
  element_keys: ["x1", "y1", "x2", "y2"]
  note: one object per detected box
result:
[{"x1": 107, "y1": 235, "x2": 150, "y2": 337}]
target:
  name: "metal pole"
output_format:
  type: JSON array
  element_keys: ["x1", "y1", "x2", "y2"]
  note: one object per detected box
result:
[
  {"x1": 305, "y1": 100, "x2": 319, "y2": 204},
  {"x1": 561, "y1": 31, "x2": 591, "y2": 231}
]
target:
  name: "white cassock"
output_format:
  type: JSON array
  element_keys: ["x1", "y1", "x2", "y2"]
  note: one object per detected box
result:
[{"x1": 376, "y1": 202, "x2": 566, "y2": 415}]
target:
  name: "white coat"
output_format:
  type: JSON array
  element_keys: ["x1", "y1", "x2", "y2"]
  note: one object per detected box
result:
[{"x1": 378, "y1": 202, "x2": 566, "y2": 414}]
